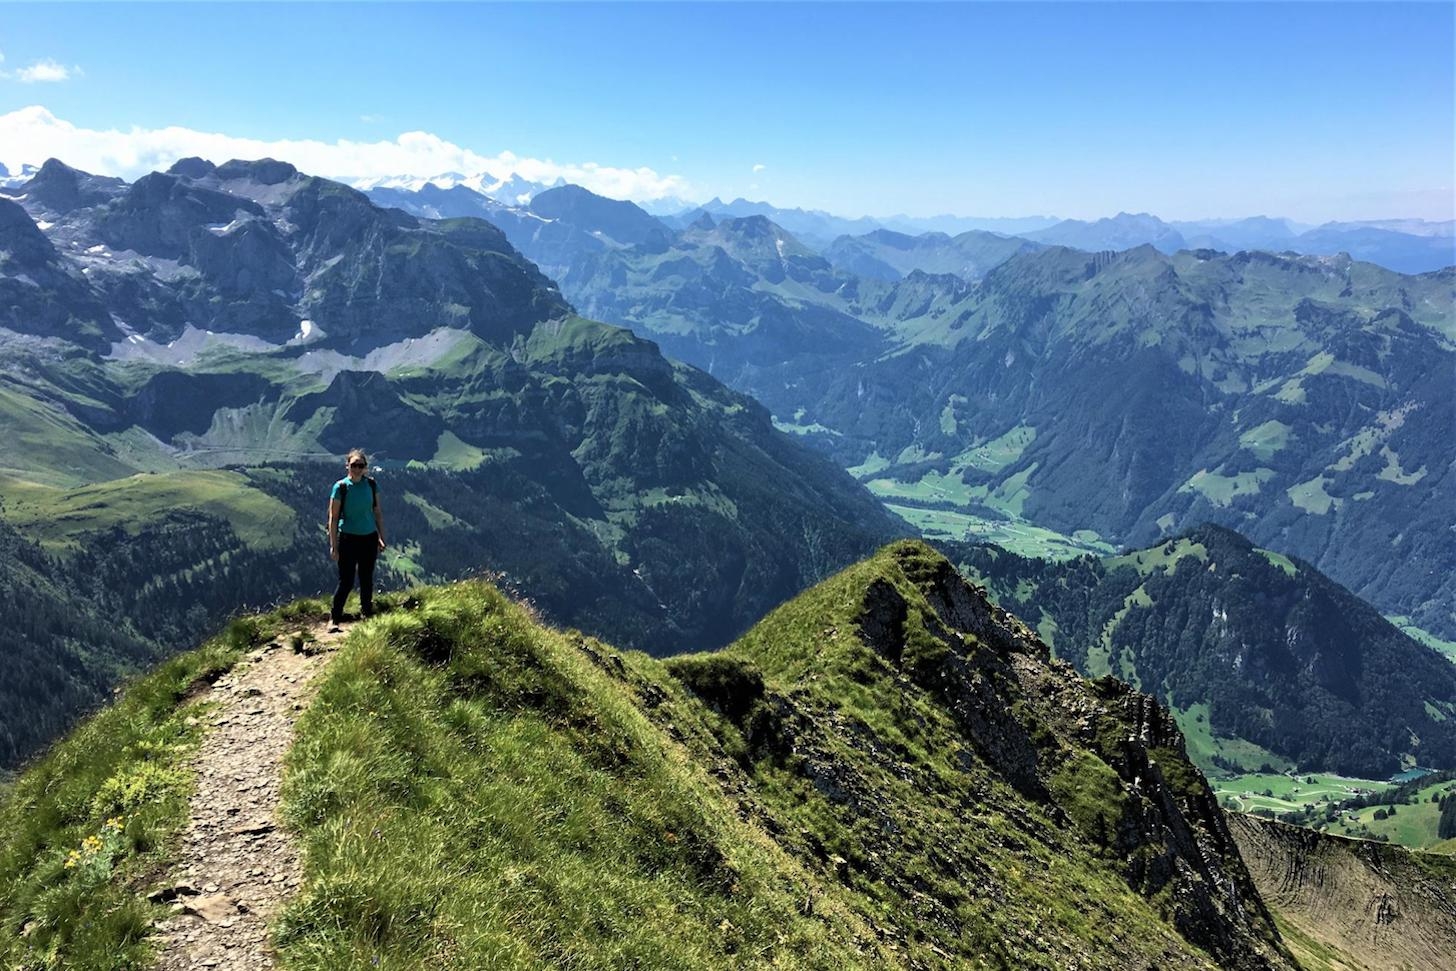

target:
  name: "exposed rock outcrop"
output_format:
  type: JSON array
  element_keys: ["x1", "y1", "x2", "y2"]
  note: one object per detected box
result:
[{"x1": 1230, "y1": 813, "x2": 1456, "y2": 971}]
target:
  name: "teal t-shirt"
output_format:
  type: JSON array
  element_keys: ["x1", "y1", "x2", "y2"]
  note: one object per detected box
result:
[{"x1": 331, "y1": 477, "x2": 378, "y2": 536}]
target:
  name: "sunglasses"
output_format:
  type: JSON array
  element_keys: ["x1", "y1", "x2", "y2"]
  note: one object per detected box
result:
[{"x1": 349, "y1": 461, "x2": 368, "y2": 468}]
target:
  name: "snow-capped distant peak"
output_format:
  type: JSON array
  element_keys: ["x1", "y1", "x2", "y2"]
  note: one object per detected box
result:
[
  {"x1": 350, "y1": 171, "x2": 490, "y2": 193},
  {"x1": 350, "y1": 170, "x2": 567, "y2": 208}
]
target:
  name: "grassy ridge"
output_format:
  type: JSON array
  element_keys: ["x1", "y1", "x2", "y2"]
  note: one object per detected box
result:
[
  {"x1": 5, "y1": 547, "x2": 1297, "y2": 969},
  {"x1": 278, "y1": 584, "x2": 882, "y2": 969},
  {"x1": 722, "y1": 543, "x2": 1264, "y2": 968},
  {"x1": 274, "y1": 546, "x2": 1291, "y2": 968}
]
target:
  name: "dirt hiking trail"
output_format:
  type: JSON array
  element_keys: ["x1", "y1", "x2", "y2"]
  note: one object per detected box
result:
[{"x1": 151, "y1": 622, "x2": 346, "y2": 970}]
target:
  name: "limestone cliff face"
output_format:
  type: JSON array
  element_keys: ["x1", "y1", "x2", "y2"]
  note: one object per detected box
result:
[{"x1": 1229, "y1": 814, "x2": 1456, "y2": 971}]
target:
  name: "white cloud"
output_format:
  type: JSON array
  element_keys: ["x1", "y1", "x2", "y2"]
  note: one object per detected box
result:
[
  {"x1": 359, "y1": 114, "x2": 384, "y2": 124},
  {"x1": 0, "y1": 106, "x2": 693, "y2": 202},
  {"x1": 752, "y1": 163, "x2": 766, "y2": 174},
  {"x1": 16, "y1": 60, "x2": 76, "y2": 83}
]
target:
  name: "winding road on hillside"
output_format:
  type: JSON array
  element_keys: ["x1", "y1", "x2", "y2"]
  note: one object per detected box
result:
[{"x1": 150, "y1": 624, "x2": 345, "y2": 971}]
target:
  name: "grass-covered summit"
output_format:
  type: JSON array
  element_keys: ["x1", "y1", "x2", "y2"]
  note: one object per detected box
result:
[{"x1": 2, "y1": 542, "x2": 1300, "y2": 969}]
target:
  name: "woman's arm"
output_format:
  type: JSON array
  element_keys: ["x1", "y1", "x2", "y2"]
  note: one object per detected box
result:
[{"x1": 328, "y1": 499, "x2": 341, "y2": 561}]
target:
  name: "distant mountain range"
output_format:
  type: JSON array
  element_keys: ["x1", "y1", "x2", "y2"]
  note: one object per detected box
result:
[
  {"x1": 368, "y1": 179, "x2": 1454, "y2": 645},
  {"x1": 356, "y1": 171, "x2": 1453, "y2": 273},
  {"x1": 656, "y1": 197, "x2": 1063, "y2": 249},
  {"x1": 823, "y1": 227, "x2": 1045, "y2": 281},
  {"x1": 351, "y1": 169, "x2": 564, "y2": 206},
  {"x1": 5, "y1": 160, "x2": 1446, "y2": 272},
  {"x1": 1032, "y1": 211, "x2": 1455, "y2": 275},
  {"x1": 5, "y1": 160, "x2": 1450, "y2": 773}
]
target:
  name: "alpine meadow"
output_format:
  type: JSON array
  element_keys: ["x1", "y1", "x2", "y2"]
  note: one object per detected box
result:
[{"x1": 1, "y1": 3, "x2": 1454, "y2": 970}]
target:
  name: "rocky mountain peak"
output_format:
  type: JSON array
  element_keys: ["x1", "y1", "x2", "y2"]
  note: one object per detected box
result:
[
  {"x1": 167, "y1": 157, "x2": 218, "y2": 179},
  {"x1": 215, "y1": 158, "x2": 300, "y2": 186},
  {"x1": 14, "y1": 158, "x2": 127, "y2": 214},
  {"x1": 0, "y1": 196, "x2": 58, "y2": 267}
]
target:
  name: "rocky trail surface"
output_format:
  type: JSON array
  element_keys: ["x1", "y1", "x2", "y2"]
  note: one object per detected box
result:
[{"x1": 150, "y1": 624, "x2": 346, "y2": 970}]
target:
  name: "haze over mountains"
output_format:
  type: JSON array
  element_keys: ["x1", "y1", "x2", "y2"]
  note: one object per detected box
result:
[{"x1": 331, "y1": 167, "x2": 1456, "y2": 274}]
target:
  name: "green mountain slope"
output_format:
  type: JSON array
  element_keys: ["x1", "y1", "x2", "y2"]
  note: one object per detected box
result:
[
  {"x1": 806, "y1": 247, "x2": 1454, "y2": 638},
  {"x1": 0, "y1": 543, "x2": 1302, "y2": 969},
  {"x1": 0, "y1": 160, "x2": 902, "y2": 769},
  {"x1": 0, "y1": 517, "x2": 163, "y2": 767},
  {"x1": 943, "y1": 525, "x2": 1456, "y2": 778}
]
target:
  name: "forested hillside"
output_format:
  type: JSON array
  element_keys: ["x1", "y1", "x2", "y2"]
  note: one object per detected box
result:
[{"x1": 943, "y1": 526, "x2": 1456, "y2": 777}]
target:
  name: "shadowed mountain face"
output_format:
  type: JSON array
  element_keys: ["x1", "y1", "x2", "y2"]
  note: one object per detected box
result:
[
  {"x1": 943, "y1": 526, "x2": 1456, "y2": 778},
  {"x1": 0, "y1": 158, "x2": 904, "y2": 768}
]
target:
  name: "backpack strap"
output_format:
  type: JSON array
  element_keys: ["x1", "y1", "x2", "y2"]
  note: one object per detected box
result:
[{"x1": 336, "y1": 477, "x2": 378, "y2": 509}]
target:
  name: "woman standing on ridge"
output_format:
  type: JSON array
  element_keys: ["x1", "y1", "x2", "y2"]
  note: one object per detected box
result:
[{"x1": 328, "y1": 447, "x2": 387, "y2": 630}]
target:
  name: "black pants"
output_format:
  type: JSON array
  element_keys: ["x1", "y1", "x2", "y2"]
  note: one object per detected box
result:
[{"x1": 333, "y1": 532, "x2": 379, "y2": 621}]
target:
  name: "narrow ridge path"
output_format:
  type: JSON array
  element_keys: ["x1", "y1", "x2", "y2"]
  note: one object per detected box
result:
[{"x1": 152, "y1": 623, "x2": 347, "y2": 971}]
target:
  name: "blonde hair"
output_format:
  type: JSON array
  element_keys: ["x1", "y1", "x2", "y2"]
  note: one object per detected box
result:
[{"x1": 346, "y1": 448, "x2": 368, "y2": 465}]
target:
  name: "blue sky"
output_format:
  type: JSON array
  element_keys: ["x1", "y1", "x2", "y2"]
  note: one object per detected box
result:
[{"x1": 0, "y1": 2, "x2": 1451, "y2": 222}]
